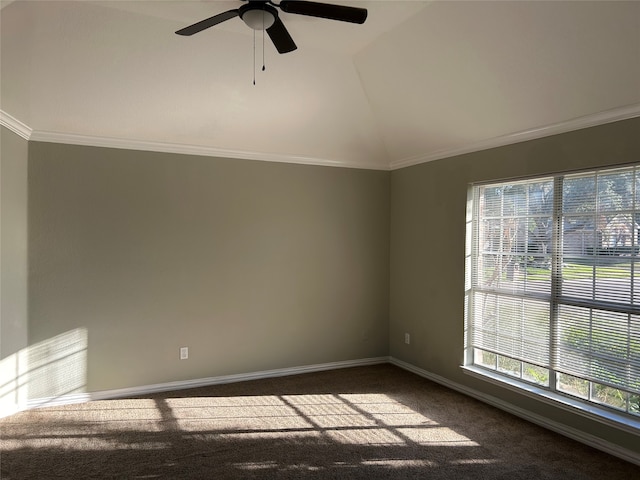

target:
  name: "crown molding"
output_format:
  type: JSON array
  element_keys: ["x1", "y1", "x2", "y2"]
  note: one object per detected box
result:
[
  {"x1": 28, "y1": 128, "x2": 385, "y2": 170},
  {"x1": 0, "y1": 110, "x2": 32, "y2": 140},
  {"x1": 390, "y1": 103, "x2": 640, "y2": 170},
  {"x1": 0, "y1": 109, "x2": 383, "y2": 170},
  {"x1": 4, "y1": 104, "x2": 639, "y2": 171}
]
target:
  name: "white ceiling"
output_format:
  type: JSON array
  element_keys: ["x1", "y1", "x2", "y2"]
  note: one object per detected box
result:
[{"x1": 1, "y1": 0, "x2": 639, "y2": 170}]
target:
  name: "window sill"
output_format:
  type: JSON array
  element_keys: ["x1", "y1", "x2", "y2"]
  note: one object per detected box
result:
[{"x1": 462, "y1": 365, "x2": 640, "y2": 435}]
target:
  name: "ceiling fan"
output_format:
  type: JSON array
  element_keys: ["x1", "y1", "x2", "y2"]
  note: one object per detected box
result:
[{"x1": 175, "y1": 0, "x2": 368, "y2": 54}]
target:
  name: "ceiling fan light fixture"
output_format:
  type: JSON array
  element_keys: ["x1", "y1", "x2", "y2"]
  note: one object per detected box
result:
[
  {"x1": 241, "y1": 6, "x2": 276, "y2": 30},
  {"x1": 176, "y1": 1, "x2": 368, "y2": 54}
]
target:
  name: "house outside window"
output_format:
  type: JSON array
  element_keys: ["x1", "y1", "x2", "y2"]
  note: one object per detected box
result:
[{"x1": 465, "y1": 164, "x2": 640, "y2": 424}]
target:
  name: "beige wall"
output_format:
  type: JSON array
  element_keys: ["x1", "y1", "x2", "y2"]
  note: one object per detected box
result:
[
  {"x1": 5, "y1": 117, "x2": 639, "y2": 453},
  {"x1": 0, "y1": 127, "x2": 29, "y2": 413},
  {"x1": 27, "y1": 142, "x2": 390, "y2": 392},
  {"x1": 390, "y1": 117, "x2": 640, "y2": 456},
  {"x1": 1, "y1": 127, "x2": 29, "y2": 357}
]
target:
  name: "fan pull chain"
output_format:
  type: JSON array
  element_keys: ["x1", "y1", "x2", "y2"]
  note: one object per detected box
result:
[
  {"x1": 252, "y1": 11, "x2": 269, "y2": 85},
  {"x1": 262, "y1": 11, "x2": 266, "y2": 72},
  {"x1": 262, "y1": 30, "x2": 266, "y2": 71}
]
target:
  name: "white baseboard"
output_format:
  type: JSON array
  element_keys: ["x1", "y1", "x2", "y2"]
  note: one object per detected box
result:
[
  {"x1": 10, "y1": 355, "x2": 639, "y2": 466},
  {"x1": 24, "y1": 356, "x2": 390, "y2": 408},
  {"x1": 388, "y1": 357, "x2": 640, "y2": 467},
  {"x1": 25, "y1": 392, "x2": 91, "y2": 410}
]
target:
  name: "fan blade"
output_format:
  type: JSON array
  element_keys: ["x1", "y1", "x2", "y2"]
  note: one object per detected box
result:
[
  {"x1": 267, "y1": 17, "x2": 297, "y2": 54},
  {"x1": 175, "y1": 9, "x2": 240, "y2": 36},
  {"x1": 279, "y1": 1, "x2": 367, "y2": 24}
]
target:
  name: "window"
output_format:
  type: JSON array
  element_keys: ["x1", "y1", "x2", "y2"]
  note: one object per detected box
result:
[{"x1": 465, "y1": 164, "x2": 640, "y2": 422}]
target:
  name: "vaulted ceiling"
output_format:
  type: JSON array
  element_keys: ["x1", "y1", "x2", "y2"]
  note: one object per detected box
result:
[{"x1": 2, "y1": 0, "x2": 639, "y2": 170}]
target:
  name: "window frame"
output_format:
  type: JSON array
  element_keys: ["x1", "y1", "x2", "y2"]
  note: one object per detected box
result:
[{"x1": 464, "y1": 164, "x2": 640, "y2": 433}]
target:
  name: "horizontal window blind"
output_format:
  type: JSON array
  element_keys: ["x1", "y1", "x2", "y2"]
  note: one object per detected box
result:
[
  {"x1": 467, "y1": 164, "x2": 640, "y2": 417},
  {"x1": 554, "y1": 167, "x2": 640, "y2": 396},
  {"x1": 471, "y1": 292, "x2": 550, "y2": 365}
]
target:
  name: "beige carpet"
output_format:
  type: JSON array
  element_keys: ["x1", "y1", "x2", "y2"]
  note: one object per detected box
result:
[{"x1": 1, "y1": 364, "x2": 638, "y2": 479}]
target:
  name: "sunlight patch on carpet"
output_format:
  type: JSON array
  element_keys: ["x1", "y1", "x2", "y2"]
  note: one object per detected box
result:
[
  {"x1": 0, "y1": 392, "x2": 480, "y2": 451},
  {"x1": 398, "y1": 427, "x2": 479, "y2": 446}
]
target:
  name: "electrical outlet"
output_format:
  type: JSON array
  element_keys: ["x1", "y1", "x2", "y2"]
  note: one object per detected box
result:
[
  {"x1": 405, "y1": 333, "x2": 410, "y2": 345},
  {"x1": 180, "y1": 346, "x2": 189, "y2": 360}
]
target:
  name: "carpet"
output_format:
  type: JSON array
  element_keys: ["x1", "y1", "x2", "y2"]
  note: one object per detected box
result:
[{"x1": 1, "y1": 364, "x2": 638, "y2": 479}]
